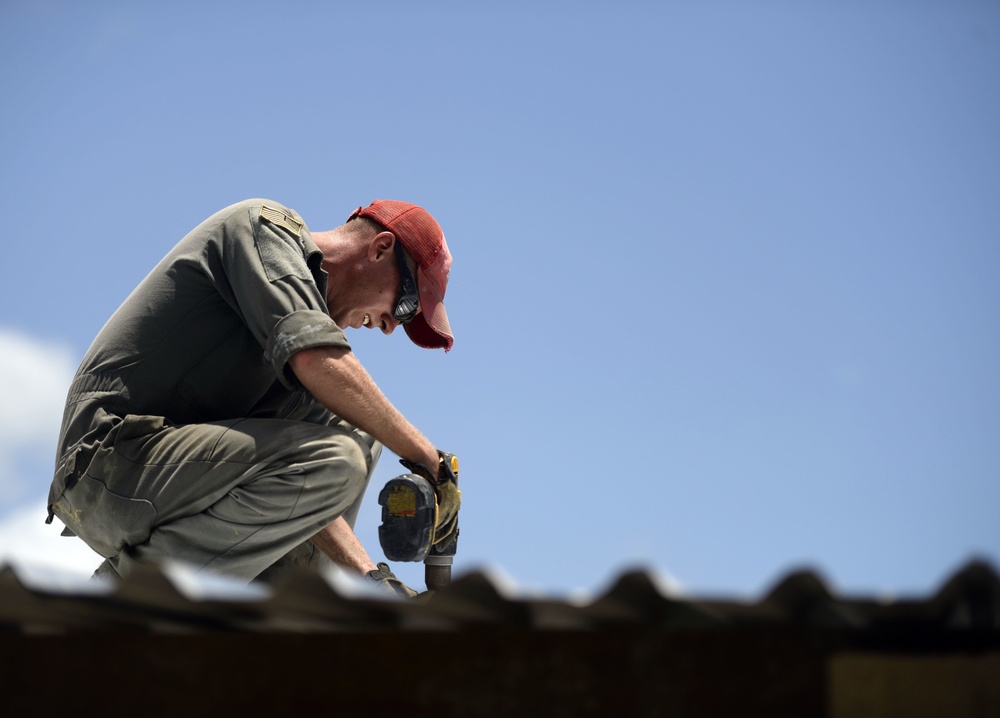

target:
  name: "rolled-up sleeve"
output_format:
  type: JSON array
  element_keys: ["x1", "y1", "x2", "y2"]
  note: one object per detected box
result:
[
  {"x1": 213, "y1": 200, "x2": 352, "y2": 389},
  {"x1": 265, "y1": 309, "x2": 350, "y2": 388}
]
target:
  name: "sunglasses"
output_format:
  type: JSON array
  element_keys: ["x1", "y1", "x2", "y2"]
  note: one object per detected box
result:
[{"x1": 393, "y1": 241, "x2": 420, "y2": 324}]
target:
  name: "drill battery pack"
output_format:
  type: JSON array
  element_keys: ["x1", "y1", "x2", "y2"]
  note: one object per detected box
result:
[{"x1": 377, "y1": 473, "x2": 437, "y2": 562}]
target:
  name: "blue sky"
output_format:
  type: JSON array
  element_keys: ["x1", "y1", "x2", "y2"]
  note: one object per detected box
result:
[{"x1": 1, "y1": 0, "x2": 998, "y2": 598}]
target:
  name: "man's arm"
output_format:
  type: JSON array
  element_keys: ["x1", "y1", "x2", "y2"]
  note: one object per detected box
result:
[
  {"x1": 289, "y1": 345, "x2": 440, "y2": 580},
  {"x1": 311, "y1": 515, "x2": 378, "y2": 574},
  {"x1": 287, "y1": 345, "x2": 439, "y2": 471}
]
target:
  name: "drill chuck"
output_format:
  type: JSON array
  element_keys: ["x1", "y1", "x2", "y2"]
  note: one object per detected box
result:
[{"x1": 423, "y1": 555, "x2": 453, "y2": 592}]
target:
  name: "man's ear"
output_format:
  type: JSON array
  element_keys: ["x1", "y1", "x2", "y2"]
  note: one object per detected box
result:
[{"x1": 368, "y1": 231, "x2": 395, "y2": 262}]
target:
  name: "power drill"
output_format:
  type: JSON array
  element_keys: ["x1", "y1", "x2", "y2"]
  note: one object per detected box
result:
[{"x1": 377, "y1": 451, "x2": 460, "y2": 592}]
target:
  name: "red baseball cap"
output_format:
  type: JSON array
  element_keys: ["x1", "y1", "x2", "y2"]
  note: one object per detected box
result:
[{"x1": 348, "y1": 200, "x2": 454, "y2": 351}]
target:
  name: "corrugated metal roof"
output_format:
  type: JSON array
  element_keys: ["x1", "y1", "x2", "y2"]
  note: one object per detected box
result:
[
  {"x1": 2, "y1": 559, "x2": 998, "y2": 717},
  {"x1": 2, "y1": 557, "x2": 998, "y2": 635}
]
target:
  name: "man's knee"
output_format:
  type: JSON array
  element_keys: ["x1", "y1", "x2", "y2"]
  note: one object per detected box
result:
[
  {"x1": 212, "y1": 428, "x2": 371, "y2": 527},
  {"x1": 302, "y1": 432, "x2": 373, "y2": 511}
]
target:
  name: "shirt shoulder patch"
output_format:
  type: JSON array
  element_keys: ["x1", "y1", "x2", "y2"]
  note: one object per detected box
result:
[{"x1": 259, "y1": 204, "x2": 303, "y2": 238}]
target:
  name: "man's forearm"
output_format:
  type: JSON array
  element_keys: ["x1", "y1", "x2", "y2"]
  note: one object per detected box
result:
[
  {"x1": 311, "y1": 516, "x2": 377, "y2": 574},
  {"x1": 288, "y1": 345, "x2": 439, "y2": 470}
]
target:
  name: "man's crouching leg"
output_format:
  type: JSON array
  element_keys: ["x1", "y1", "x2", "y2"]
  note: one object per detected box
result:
[
  {"x1": 61, "y1": 417, "x2": 379, "y2": 583},
  {"x1": 254, "y1": 426, "x2": 383, "y2": 583}
]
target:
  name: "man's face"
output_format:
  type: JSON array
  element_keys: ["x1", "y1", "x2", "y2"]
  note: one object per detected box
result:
[{"x1": 330, "y1": 232, "x2": 418, "y2": 336}]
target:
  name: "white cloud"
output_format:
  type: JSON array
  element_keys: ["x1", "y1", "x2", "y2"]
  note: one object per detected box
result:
[
  {"x1": 0, "y1": 330, "x2": 97, "y2": 578},
  {"x1": 0, "y1": 328, "x2": 77, "y2": 502},
  {"x1": 0, "y1": 501, "x2": 102, "y2": 578}
]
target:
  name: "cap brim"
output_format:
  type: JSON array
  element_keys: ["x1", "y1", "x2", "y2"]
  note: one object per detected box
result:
[{"x1": 404, "y1": 266, "x2": 453, "y2": 350}]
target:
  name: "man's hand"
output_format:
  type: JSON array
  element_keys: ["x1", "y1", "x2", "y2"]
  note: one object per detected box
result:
[{"x1": 366, "y1": 562, "x2": 419, "y2": 598}]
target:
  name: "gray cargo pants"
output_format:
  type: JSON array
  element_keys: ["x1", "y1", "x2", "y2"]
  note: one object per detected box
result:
[{"x1": 51, "y1": 413, "x2": 381, "y2": 583}]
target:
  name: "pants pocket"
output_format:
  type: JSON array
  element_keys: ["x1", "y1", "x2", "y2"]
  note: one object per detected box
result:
[{"x1": 60, "y1": 474, "x2": 157, "y2": 558}]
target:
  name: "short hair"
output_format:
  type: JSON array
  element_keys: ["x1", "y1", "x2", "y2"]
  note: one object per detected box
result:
[{"x1": 347, "y1": 215, "x2": 386, "y2": 236}]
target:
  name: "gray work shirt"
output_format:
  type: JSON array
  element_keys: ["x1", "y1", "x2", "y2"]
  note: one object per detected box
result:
[{"x1": 49, "y1": 199, "x2": 350, "y2": 513}]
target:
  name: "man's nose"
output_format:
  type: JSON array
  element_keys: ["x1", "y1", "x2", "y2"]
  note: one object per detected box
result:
[{"x1": 380, "y1": 315, "x2": 398, "y2": 335}]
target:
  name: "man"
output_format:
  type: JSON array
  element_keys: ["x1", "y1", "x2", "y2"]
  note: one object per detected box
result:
[{"x1": 47, "y1": 198, "x2": 454, "y2": 595}]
